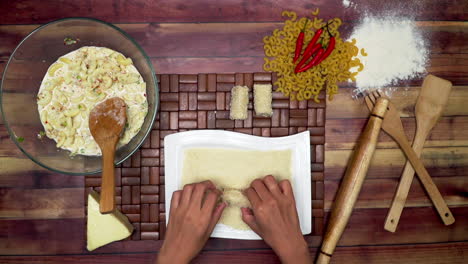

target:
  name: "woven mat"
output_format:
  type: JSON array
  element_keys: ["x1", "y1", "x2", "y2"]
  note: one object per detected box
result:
[{"x1": 85, "y1": 72, "x2": 325, "y2": 240}]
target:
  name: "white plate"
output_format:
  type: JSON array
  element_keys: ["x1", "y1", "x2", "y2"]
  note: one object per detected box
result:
[{"x1": 164, "y1": 130, "x2": 311, "y2": 240}]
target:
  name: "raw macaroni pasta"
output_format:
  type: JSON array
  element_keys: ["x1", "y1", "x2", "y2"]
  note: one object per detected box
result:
[
  {"x1": 263, "y1": 10, "x2": 365, "y2": 101},
  {"x1": 37, "y1": 46, "x2": 148, "y2": 156}
]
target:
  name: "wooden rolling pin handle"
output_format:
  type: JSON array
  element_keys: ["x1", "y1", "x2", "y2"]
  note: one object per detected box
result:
[
  {"x1": 316, "y1": 98, "x2": 388, "y2": 264},
  {"x1": 316, "y1": 252, "x2": 331, "y2": 264}
]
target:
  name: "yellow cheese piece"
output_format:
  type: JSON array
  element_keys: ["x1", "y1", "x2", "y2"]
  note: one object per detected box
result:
[{"x1": 87, "y1": 190, "x2": 134, "y2": 251}]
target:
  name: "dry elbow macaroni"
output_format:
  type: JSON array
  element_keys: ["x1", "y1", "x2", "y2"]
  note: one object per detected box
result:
[
  {"x1": 263, "y1": 10, "x2": 365, "y2": 101},
  {"x1": 37, "y1": 46, "x2": 148, "y2": 156}
]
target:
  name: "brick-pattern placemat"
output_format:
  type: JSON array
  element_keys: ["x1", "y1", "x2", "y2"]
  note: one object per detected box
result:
[{"x1": 85, "y1": 72, "x2": 325, "y2": 241}]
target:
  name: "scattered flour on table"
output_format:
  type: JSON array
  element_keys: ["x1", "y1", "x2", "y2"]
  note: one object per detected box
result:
[
  {"x1": 349, "y1": 14, "x2": 428, "y2": 95},
  {"x1": 342, "y1": 0, "x2": 357, "y2": 9}
]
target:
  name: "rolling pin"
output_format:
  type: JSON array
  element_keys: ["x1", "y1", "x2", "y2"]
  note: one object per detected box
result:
[{"x1": 316, "y1": 97, "x2": 389, "y2": 264}]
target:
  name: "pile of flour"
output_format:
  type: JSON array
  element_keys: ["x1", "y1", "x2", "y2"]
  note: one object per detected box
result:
[{"x1": 349, "y1": 14, "x2": 428, "y2": 94}]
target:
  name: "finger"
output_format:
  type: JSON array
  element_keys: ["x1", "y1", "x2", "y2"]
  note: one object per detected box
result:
[
  {"x1": 251, "y1": 178, "x2": 273, "y2": 201},
  {"x1": 169, "y1": 190, "x2": 181, "y2": 218},
  {"x1": 201, "y1": 189, "x2": 221, "y2": 213},
  {"x1": 180, "y1": 184, "x2": 195, "y2": 208},
  {"x1": 278, "y1": 180, "x2": 299, "y2": 221},
  {"x1": 279, "y1": 180, "x2": 294, "y2": 198},
  {"x1": 207, "y1": 202, "x2": 227, "y2": 234},
  {"x1": 242, "y1": 207, "x2": 254, "y2": 216},
  {"x1": 241, "y1": 207, "x2": 261, "y2": 234},
  {"x1": 244, "y1": 187, "x2": 261, "y2": 208},
  {"x1": 195, "y1": 180, "x2": 218, "y2": 208},
  {"x1": 170, "y1": 190, "x2": 182, "y2": 210},
  {"x1": 202, "y1": 180, "x2": 217, "y2": 190},
  {"x1": 263, "y1": 175, "x2": 282, "y2": 197},
  {"x1": 190, "y1": 182, "x2": 209, "y2": 209}
]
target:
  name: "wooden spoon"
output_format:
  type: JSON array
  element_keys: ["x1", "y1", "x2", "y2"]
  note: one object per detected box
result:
[
  {"x1": 384, "y1": 75, "x2": 453, "y2": 232},
  {"x1": 89, "y1": 97, "x2": 127, "y2": 214}
]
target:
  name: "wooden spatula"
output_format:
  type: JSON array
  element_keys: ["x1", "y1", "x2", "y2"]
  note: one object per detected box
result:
[
  {"x1": 384, "y1": 75, "x2": 453, "y2": 232},
  {"x1": 365, "y1": 91, "x2": 455, "y2": 226},
  {"x1": 89, "y1": 97, "x2": 127, "y2": 214}
]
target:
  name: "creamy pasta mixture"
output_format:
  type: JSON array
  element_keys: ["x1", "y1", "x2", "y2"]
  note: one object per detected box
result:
[{"x1": 37, "y1": 46, "x2": 148, "y2": 156}]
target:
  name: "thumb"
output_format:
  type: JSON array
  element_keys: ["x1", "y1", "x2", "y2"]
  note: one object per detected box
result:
[
  {"x1": 241, "y1": 207, "x2": 261, "y2": 235},
  {"x1": 207, "y1": 202, "x2": 227, "y2": 233}
]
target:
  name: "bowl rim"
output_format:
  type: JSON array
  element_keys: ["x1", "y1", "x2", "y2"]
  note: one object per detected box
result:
[{"x1": 0, "y1": 17, "x2": 159, "y2": 176}]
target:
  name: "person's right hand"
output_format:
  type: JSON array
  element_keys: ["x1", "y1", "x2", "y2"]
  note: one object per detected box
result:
[{"x1": 242, "y1": 175, "x2": 311, "y2": 264}]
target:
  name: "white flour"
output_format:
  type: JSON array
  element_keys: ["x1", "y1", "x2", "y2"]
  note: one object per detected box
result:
[
  {"x1": 349, "y1": 14, "x2": 428, "y2": 94},
  {"x1": 342, "y1": 0, "x2": 357, "y2": 9}
]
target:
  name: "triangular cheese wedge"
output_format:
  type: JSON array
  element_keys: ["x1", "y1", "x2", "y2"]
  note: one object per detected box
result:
[{"x1": 87, "y1": 190, "x2": 134, "y2": 251}]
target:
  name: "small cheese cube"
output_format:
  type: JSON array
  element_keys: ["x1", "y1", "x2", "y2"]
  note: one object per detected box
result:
[
  {"x1": 87, "y1": 190, "x2": 134, "y2": 251},
  {"x1": 254, "y1": 84, "x2": 273, "y2": 117},
  {"x1": 229, "y1": 86, "x2": 249, "y2": 120}
]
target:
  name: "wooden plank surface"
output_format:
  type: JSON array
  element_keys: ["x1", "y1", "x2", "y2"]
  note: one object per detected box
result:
[
  {"x1": 0, "y1": 0, "x2": 466, "y2": 24},
  {"x1": 0, "y1": 22, "x2": 467, "y2": 81},
  {"x1": 324, "y1": 177, "x2": 467, "y2": 209},
  {"x1": 0, "y1": 242, "x2": 466, "y2": 264},
  {"x1": 2, "y1": 207, "x2": 467, "y2": 255},
  {"x1": 326, "y1": 116, "x2": 468, "y2": 149},
  {"x1": 328, "y1": 86, "x2": 468, "y2": 119},
  {"x1": 0, "y1": 0, "x2": 467, "y2": 263},
  {"x1": 0, "y1": 188, "x2": 84, "y2": 219},
  {"x1": 1, "y1": 22, "x2": 467, "y2": 59},
  {"x1": 1, "y1": 54, "x2": 466, "y2": 82}
]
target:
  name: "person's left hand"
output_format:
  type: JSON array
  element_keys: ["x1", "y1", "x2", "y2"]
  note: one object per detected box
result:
[{"x1": 157, "y1": 181, "x2": 227, "y2": 264}]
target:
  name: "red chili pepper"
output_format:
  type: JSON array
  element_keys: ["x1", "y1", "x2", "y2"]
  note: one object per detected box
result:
[
  {"x1": 315, "y1": 36, "x2": 336, "y2": 65},
  {"x1": 301, "y1": 20, "x2": 336, "y2": 58},
  {"x1": 301, "y1": 28, "x2": 323, "y2": 59},
  {"x1": 297, "y1": 48, "x2": 324, "y2": 73},
  {"x1": 293, "y1": 21, "x2": 308, "y2": 63},
  {"x1": 295, "y1": 43, "x2": 321, "y2": 73}
]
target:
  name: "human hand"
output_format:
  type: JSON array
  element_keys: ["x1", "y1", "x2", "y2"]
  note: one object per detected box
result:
[
  {"x1": 157, "y1": 181, "x2": 227, "y2": 264},
  {"x1": 242, "y1": 175, "x2": 311, "y2": 264}
]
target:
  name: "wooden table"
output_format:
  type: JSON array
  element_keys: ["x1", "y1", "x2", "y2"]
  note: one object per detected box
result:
[{"x1": 1, "y1": 0, "x2": 467, "y2": 263}]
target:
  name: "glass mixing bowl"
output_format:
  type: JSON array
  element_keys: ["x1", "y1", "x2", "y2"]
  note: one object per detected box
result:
[{"x1": 0, "y1": 18, "x2": 158, "y2": 175}]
